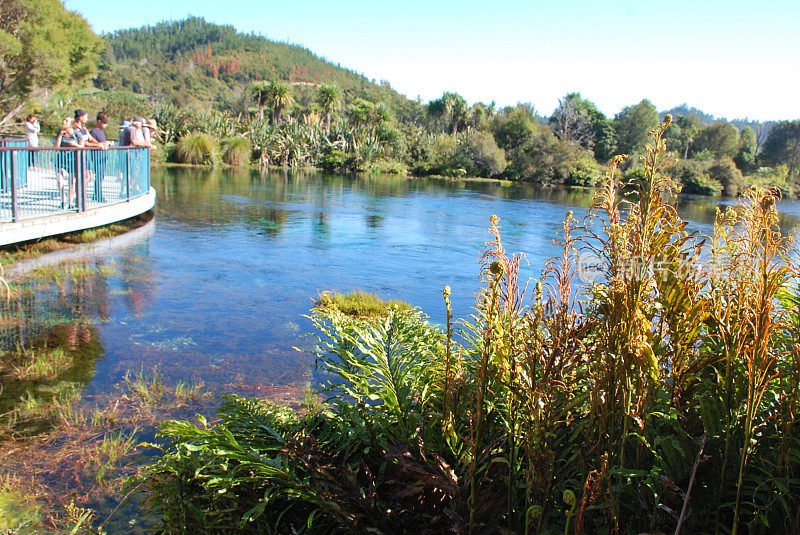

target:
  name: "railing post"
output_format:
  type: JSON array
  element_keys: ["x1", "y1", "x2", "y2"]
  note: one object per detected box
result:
[
  {"x1": 10, "y1": 150, "x2": 18, "y2": 222},
  {"x1": 125, "y1": 149, "x2": 131, "y2": 201},
  {"x1": 73, "y1": 150, "x2": 82, "y2": 212}
]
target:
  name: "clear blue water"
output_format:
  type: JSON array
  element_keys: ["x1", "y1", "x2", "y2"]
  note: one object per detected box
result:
[{"x1": 4, "y1": 167, "x2": 800, "y2": 407}]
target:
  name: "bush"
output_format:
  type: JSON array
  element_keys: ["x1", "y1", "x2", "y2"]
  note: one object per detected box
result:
[
  {"x1": 175, "y1": 133, "x2": 220, "y2": 165},
  {"x1": 221, "y1": 137, "x2": 252, "y2": 166},
  {"x1": 366, "y1": 159, "x2": 408, "y2": 175},
  {"x1": 670, "y1": 159, "x2": 722, "y2": 195},
  {"x1": 566, "y1": 154, "x2": 601, "y2": 186},
  {"x1": 318, "y1": 149, "x2": 348, "y2": 173},
  {"x1": 707, "y1": 157, "x2": 743, "y2": 196},
  {"x1": 459, "y1": 131, "x2": 507, "y2": 177},
  {"x1": 744, "y1": 165, "x2": 793, "y2": 196}
]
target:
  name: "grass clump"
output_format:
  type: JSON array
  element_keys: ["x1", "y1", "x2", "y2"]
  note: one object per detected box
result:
[
  {"x1": 175, "y1": 133, "x2": 220, "y2": 165},
  {"x1": 123, "y1": 367, "x2": 165, "y2": 404},
  {"x1": 9, "y1": 346, "x2": 73, "y2": 380},
  {"x1": 139, "y1": 117, "x2": 800, "y2": 534},
  {"x1": 221, "y1": 136, "x2": 252, "y2": 166},
  {"x1": 315, "y1": 289, "x2": 411, "y2": 318}
]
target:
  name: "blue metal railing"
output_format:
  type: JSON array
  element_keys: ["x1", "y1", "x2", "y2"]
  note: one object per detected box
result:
[
  {"x1": 0, "y1": 147, "x2": 150, "y2": 222},
  {"x1": 0, "y1": 138, "x2": 28, "y2": 148}
]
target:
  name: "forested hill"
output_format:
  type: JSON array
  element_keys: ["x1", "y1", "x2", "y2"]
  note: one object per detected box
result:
[{"x1": 96, "y1": 17, "x2": 421, "y2": 121}]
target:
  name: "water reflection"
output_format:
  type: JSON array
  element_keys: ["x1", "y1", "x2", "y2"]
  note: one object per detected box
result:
[
  {"x1": 0, "y1": 265, "x2": 111, "y2": 415},
  {"x1": 3, "y1": 167, "x2": 800, "y2": 413}
]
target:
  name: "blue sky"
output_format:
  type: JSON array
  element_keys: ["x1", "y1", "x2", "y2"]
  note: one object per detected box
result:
[{"x1": 64, "y1": 0, "x2": 800, "y2": 121}]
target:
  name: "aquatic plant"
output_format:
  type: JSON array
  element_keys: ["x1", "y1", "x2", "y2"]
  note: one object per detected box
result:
[
  {"x1": 123, "y1": 367, "x2": 165, "y2": 404},
  {"x1": 314, "y1": 289, "x2": 412, "y2": 318}
]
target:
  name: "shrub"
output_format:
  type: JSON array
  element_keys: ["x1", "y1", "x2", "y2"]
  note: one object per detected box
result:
[
  {"x1": 708, "y1": 157, "x2": 743, "y2": 196},
  {"x1": 366, "y1": 159, "x2": 408, "y2": 175},
  {"x1": 175, "y1": 133, "x2": 220, "y2": 165},
  {"x1": 566, "y1": 153, "x2": 601, "y2": 186},
  {"x1": 459, "y1": 131, "x2": 507, "y2": 177},
  {"x1": 744, "y1": 165, "x2": 793, "y2": 196},
  {"x1": 318, "y1": 149, "x2": 348, "y2": 173},
  {"x1": 670, "y1": 159, "x2": 722, "y2": 195},
  {"x1": 221, "y1": 137, "x2": 252, "y2": 166}
]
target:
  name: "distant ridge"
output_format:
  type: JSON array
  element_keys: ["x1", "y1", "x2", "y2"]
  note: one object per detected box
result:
[
  {"x1": 97, "y1": 17, "x2": 421, "y2": 120},
  {"x1": 662, "y1": 103, "x2": 774, "y2": 132}
]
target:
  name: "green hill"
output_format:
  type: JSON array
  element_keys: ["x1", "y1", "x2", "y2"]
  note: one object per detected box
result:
[{"x1": 96, "y1": 17, "x2": 422, "y2": 121}]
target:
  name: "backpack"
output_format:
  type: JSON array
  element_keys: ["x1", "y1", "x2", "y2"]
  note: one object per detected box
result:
[{"x1": 118, "y1": 127, "x2": 131, "y2": 147}]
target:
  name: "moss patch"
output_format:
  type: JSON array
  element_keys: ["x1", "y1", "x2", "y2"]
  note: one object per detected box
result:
[{"x1": 315, "y1": 290, "x2": 412, "y2": 318}]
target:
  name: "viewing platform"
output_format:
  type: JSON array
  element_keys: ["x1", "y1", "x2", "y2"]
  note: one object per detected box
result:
[{"x1": 0, "y1": 142, "x2": 156, "y2": 246}]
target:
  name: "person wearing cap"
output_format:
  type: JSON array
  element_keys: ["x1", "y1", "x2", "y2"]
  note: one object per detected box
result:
[
  {"x1": 129, "y1": 117, "x2": 156, "y2": 149},
  {"x1": 73, "y1": 109, "x2": 101, "y2": 147},
  {"x1": 145, "y1": 118, "x2": 159, "y2": 145},
  {"x1": 90, "y1": 114, "x2": 113, "y2": 149},
  {"x1": 89, "y1": 114, "x2": 112, "y2": 202},
  {"x1": 118, "y1": 120, "x2": 131, "y2": 146}
]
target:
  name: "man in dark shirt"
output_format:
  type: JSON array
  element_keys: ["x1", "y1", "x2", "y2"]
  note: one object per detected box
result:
[
  {"x1": 88, "y1": 114, "x2": 112, "y2": 202},
  {"x1": 90, "y1": 114, "x2": 112, "y2": 148}
]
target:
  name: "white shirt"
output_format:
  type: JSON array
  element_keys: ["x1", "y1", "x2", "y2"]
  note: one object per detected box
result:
[{"x1": 25, "y1": 121, "x2": 40, "y2": 147}]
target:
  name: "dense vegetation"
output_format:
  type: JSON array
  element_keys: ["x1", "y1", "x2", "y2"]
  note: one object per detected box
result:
[
  {"x1": 3, "y1": 8, "x2": 799, "y2": 196},
  {"x1": 139, "y1": 119, "x2": 800, "y2": 533}
]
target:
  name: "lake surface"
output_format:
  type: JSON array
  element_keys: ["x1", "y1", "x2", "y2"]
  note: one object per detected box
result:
[{"x1": 4, "y1": 167, "x2": 800, "y2": 408}]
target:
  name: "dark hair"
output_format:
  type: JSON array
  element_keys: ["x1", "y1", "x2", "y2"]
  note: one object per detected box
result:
[
  {"x1": 74, "y1": 108, "x2": 88, "y2": 119},
  {"x1": 26, "y1": 114, "x2": 36, "y2": 121},
  {"x1": 97, "y1": 113, "x2": 109, "y2": 124}
]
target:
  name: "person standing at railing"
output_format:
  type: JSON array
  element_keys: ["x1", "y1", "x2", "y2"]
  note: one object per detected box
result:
[
  {"x1": 89, "y1": 114, "x2": 112, "y2": 202},
  {"x1": 25, "y1": 114, "x2": 40, "y2": 147},
  {"x1": 129, "y1": 117, "x2": 156, "y2": 150},
  {"x1": 74, "y1": 109, "x2": 103, "y2": 147},
  {"x1": 73, "y1": 109, "x2": 99, "y2": 204},
  {"x1": 55, "y1": 117, "x2": 81, "y2": 209},
  {"x1": 89, "y1": 114, "x2": 112, "y2": 149},
  {"x1": 25, "y1": 114, "x2": 40, "y2": 169},
  {"x1": 55, "y1": 117, "x2": 80, "y2": 148}
]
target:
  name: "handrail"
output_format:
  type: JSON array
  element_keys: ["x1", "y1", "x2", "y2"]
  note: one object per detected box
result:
[
  {"x1": 0, "y1": 145, "x2": 134, "y2": 151},
  {"x1": 0, "y1": 146, "x2": 150, "y2": 223}
]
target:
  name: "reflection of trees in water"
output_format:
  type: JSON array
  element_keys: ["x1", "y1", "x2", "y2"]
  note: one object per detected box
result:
[
  {"x1": 366, "y1": 214, "x2": 384, "y2": 229},
  {"x1": 0, "y1": 266, "x2": 107, "y2": 415},
  {"x1": 1, "y1": 263, "x2": 106, "y2": 350}
]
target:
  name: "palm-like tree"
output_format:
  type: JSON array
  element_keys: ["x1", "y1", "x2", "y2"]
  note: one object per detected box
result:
[
  {"x1": 442, "y1": 92, "x2": 469, "y2": 136},
  {"x1": 373, "y1": 102, "x2": 392, "y2": 126},
  {"x1": 267, "y1": 80, "x2": 294, "y2": 124},
  {"x1": 251, "y1": 81, "x2": 271, "y2": 120},
  {"x1": 317, "y1": 84, "x2": 341, "y2": 136},
  {"x1": 428, "y1": 92, "x2": 468, "y2": 135}
]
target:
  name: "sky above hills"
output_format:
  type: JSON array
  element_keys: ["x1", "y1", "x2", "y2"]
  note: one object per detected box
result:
[{"x1": 64, "y1": 0, "x2": 800, "y2": 121}]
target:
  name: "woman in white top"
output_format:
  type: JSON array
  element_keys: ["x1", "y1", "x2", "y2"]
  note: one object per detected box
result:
[
  {"x1": 25, "y1": 115, "x2": 40, "y2": 147},
  {"x1": 25, "y1": 114, "x2": 41, "y2": 168}
]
